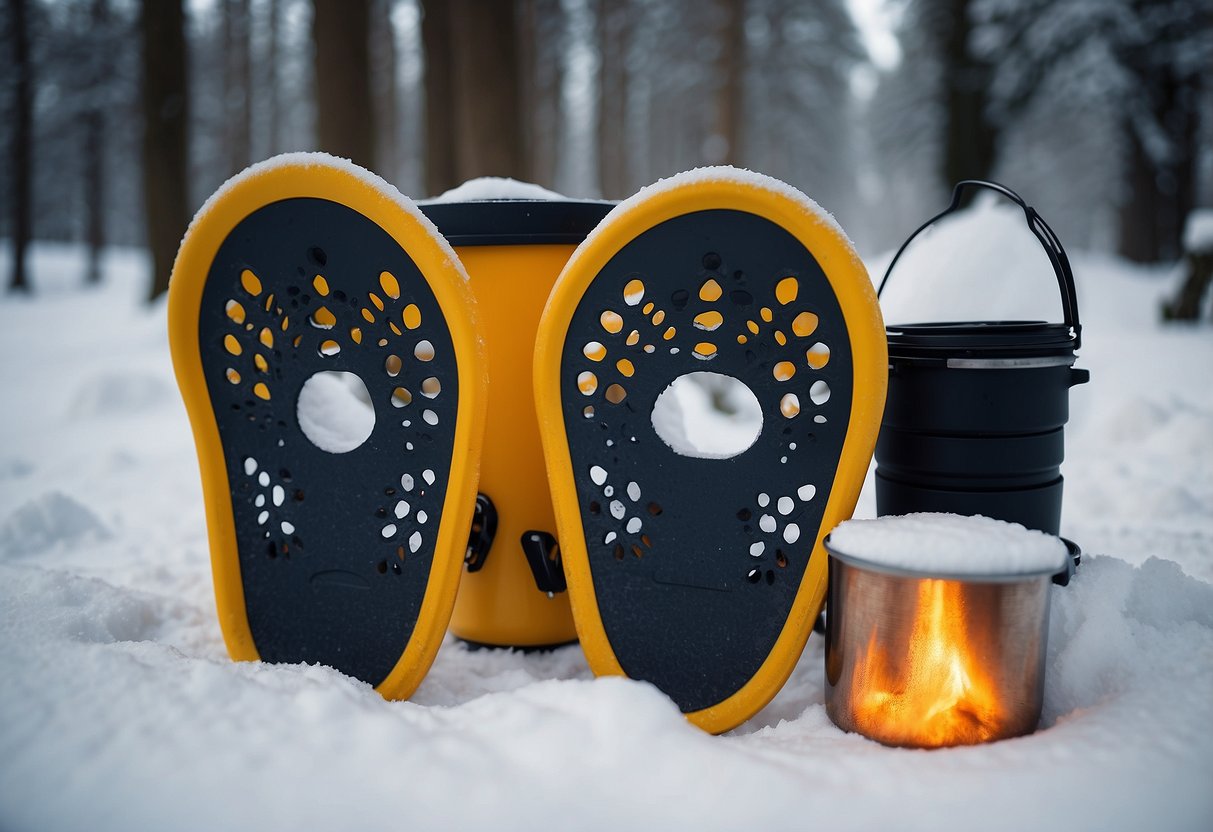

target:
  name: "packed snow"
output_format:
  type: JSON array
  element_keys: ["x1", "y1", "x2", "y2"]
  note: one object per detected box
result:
[
  {"x1": 828, "y1": 513, "x2": 1069, "y2": 576},
  {"x1": 651, "y1": 371, "x2": 764, "y2": 459},
  {"x1": 2, "y1": 200, "x2": 1212, "y2": 832},
  {"x1": 427, "y1": 176, "x2": 570, "y2": 203},
  {"x1": 1184, "y1": 209, "x2": 1213, "y2": 254},
  {"x1": 877, "y1": 195, "x2": 1067, "y2": 324},
  {"x1": 295, "y1": 370, "x2": 376, "y2": 454}
]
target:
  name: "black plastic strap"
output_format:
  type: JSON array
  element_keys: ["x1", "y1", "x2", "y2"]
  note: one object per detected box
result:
[
  {"x1": 464, "y1": 493, "x2": 497, "y2": 572},
  {"x1": 520, "y1": 530, "x2": 567, "y2": 595},
  {"x1": 878, "y1": 180, "x2": 1082, "y2": 350}
]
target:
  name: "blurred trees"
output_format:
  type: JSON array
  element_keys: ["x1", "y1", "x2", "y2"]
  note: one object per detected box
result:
[
  {"x1": 314, "y1": 0, "x2": 375, "y2": 168},
  {"x1": 83, "y1": 0, "x2": 109, "y2": 285},
  {"x1": 421, "y1": 0, "x2": 528, "y2": 193},
  {"x1": 588, "y1": 0, "x2": 862, "y2": 207},
  {"x1": 741, "y1": 0, "x2": 863, "y2": 217},
  {"x1": 7, "y1": 0, "x2": 31, "y2": 293},
  {"x1": 714, "y1": 0, "x2": 745, "y2": 167},
  {"x1": 140, "y1": 0, "x2": 189, "y2": 301},
  {"x1": 594, "y1": 0, "x2": 626, "y2": 197},
  {"x1": 522, "y1": 0, "x2": 564, "y2": 189},
  {"x1": 264, "y1": 0, "x2": 282, "y2": 156},
  {"x1": 867, "y1": 0, "x2": 1001, "y2": 243},
  {"x1": 223, "y1": 0, "x2": 253, "y2": 176},
  {"x1": 2, "y1": 0, "x2": 1211, "y2": 298},
  {"x1": 939, "y1": 0, "x2": 996, "y2": 186},
  {"x1": 973, "y1": 0, "x2": 1212, "y2": 263},
  {"x1": 371, "y1": 0, "x2": 399, "y2": 179},
  {"x1": 2, "y1": 0, "x2": 142, "y2": 291}
]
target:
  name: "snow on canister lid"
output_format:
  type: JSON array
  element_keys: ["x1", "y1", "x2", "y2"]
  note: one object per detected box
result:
[
  {"x1": 417, "y1": 178, "x2": 612, "y2": 247},
  {"x1": 428, "y1": 177, "x2": 569, "y2": 203},
  {"x1": 826, "y1": 513, "x2": 1069, "y2": 579}
]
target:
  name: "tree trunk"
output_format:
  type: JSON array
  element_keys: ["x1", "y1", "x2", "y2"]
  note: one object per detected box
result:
[
  {"x1": 84, "y1": 0, "x2": 110, "y2": 285},
  {"x1": 448, "y1": 0, "x2": 528, "y2": 182},
  {"x1": 711, "y1": 0, "x2": 744, "y2": 166},
  {"x1": 9, "y1": 0, "x2": 32, "y2": 293},
  {"x1": 421, "y1": 0, "x2": 457, "y2": 196},
  {"x1": 140, "y1": 0, "x2": 190, "y2": 302},
  {"x1": 1167, "y1": 78, "x2": 1200, "y2": 265},
  {"x1": 1117, "y1": 123, "x2": 1161, "y2": 264},
  {"x1": 265, "y1": 0, "x2": 282, "y2": 156},
  {"x1": 940, "y1": 0, "x2": 995, "y2": 189},
  {"x1": 372, "y1": 0, "x2": 399, "y2": 183},
  {"x1": 520, "y1": 0, "x2": 538, "y2": 181},
  {"x1": 312, "y1": 0, "x2": 376, "y2": 168},
  {"x1": 1162, "y1": 251, "x2": 1213, "y2": 321},
  {"x1": 520, "y1": 0, "x2": 563, "y2": 190},
  {"x1": 596, "y1": 0, "x2": 629, "y2": 198},
  {"x1": 224, "y1": 0, "x2": 253, "y2": 175},
  {"x1": 1119, "y1": 66, "x2": 1201, "y2": 263}
]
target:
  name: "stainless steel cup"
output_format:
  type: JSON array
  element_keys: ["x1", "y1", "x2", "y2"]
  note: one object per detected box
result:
[{"x1": 823, "y1": 534, "x2": 1069, "y2": 749}]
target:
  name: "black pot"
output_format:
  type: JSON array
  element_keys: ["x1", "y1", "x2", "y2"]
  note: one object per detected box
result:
[{"x1": 874, "y1": 181, "x2": 1089, "y2": 542}]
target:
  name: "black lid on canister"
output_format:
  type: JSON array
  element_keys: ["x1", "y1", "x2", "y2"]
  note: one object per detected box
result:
[
  {"x1": 416, "y1": 199, "x2": 614, "y2": 247},
  {"x1": 885, "y1": 320, "x2": 1078, "y2": 362}
]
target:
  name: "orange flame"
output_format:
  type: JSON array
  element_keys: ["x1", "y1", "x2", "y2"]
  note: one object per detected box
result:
[{"x1": 850, "y1": 578, "x2": 1007, "y2": 748}]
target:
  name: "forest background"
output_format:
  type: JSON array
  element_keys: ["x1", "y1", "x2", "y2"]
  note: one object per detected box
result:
[{"x1": 2, "y1": 0, "x2": 1210, "y2": 300}]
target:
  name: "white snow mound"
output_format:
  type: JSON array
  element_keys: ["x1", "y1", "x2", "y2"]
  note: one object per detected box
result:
[
  {"x1": 1183, "y1": 208, "x2": 1213, "y2": 254},
  {"x1": 68, "y1": 371, "x2": 173, "y2": 420},
  {"x1": 0, "y1": 491, "x2": 111, "y2": 557},
  {"x1": 828, "y1": 512, "x2": 1070, "y2": 576},
  {"x1": 876, "y1": 197, "x2": 1066, "y2": 324},
  {"x1": 428, "y1": 176, "x2": 569, "y2": 202},
  {"x1": 295, "y1": 371, "x2": 376, "y2": 454},
  {"x1": 651, "y1": 371, "x2": 763, "y2": 459}
]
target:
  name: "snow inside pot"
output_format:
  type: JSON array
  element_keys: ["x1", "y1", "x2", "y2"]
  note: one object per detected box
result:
[
  {"x1": 824, "y1": 513, "x2": 1071, "y2": 749},
  {"x1": 418, "y1": 181, "x2": 612, "y2": 648},
  {"x1": 874, "y1": 181, "x2": 1089, "y2": 547}
]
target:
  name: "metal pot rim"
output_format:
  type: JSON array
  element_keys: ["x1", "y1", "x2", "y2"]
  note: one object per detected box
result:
[{"x1": 823, "y1": 533, "x2": 1080, "y2": 583}]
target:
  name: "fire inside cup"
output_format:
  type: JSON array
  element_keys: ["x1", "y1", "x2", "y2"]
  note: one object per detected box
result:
[{"x1": 823, "y1": 514, "x2": 1074, "y2": 749}]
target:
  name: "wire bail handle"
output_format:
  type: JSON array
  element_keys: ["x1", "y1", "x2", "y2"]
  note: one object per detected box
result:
[{"x1": 877, "y1": 180, "x2": 1082, "y2": 350}]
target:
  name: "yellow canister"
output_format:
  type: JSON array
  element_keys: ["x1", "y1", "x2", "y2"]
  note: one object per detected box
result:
[{"x1": 418, "y1": 199, "x2": 612, "y2": 647}]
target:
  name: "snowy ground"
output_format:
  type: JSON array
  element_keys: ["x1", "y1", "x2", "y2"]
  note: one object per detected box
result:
[{"x1": 2, "y1": 206, "x2": 1212, "y2": 832}]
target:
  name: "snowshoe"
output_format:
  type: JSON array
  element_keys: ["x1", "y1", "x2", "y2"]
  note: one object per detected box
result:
[
  {"x1": 168, "y1": 153, "x2": 486, "y2": 699},
  {"x1": 533, "y1": 168, "x2": 887, "y2": 732}
]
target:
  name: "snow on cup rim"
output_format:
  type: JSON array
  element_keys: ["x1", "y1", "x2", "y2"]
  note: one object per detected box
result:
[{"x1": 824, "y1": 512, "x2": 1071, "y2": 582}]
